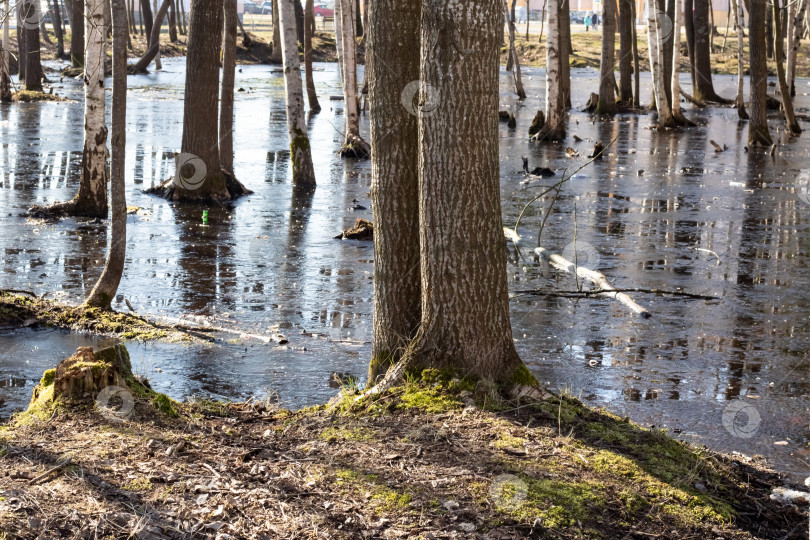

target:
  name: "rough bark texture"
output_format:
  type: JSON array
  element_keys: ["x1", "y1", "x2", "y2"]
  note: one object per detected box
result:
[
  {"x1": 748, "y1": 0, "x2": 772, "y2": 145},
  {"x1": 773, "y1": 0, "x2": 801, "y2": 135},
  {"x1": 503, "y1": 0, "x2": 526, "y2": 98},
  {"x1": 220, "y1": 0, "x2": 237, "y2": 172},
  {"x1": 304, "y1": 0, "x2": 321, "y2": 113},
  {"x1": 279, "y1": 0, "x2": 316, "y2": 187},
  {"x1": 76, "y1": 0, "x2": 109, "y2": 218},
  {"x1": 535, "y1": 0, "x2": 565, "y2": 140},
  {"x1": 693, "y1": 0, "x2": 728, "y2": 102},
  {"x1": 22, "y1": 2, "x2": 43, "y2": 91},
  {"x1": 408, "y1": 0, "x2": 523, "y2": 384},
  {"x1": 271, "y1": 0, "x2": 283, "y2": 63},
  {"x1": 86, "y1": 0, "x2": 127, "y2": 310},
  {"x1": 367, "y1": 0, "x2": 421, "y2": 382},
  {"x1": 70, "y1": 0, "x2": 84, "y2": 66},
  {"x1": 595, "y1": 0, "x2": 617, "y2": 114},
  {"x1": 618, "y1": 0, "x2": 633, "y2": 103}
]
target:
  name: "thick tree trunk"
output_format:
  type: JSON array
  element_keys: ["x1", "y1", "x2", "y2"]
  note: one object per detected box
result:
[
  {"x1": 367, "y1": 0, "x2": 421, "y2": 381},
  {"x1": 749, "y1": 0, "x2": 772, "y2": 145},
  {"x1": 773, "y1": 0, "x2": 801, "y2": 135},
  {"x1": 504, "y1": 0, "x2": 526, "y2": 98},
  {"x1": 787, "y1": 0, "x2": 807, "y2": 96},
  {"x1": 279, "y1": 0, "x2": 316, "y2": 187},
  {"x1": 70, "y1": 0, "x2": 84, "y2": 66},
  {"x1": 130, "y1": 0, "x2": 171, "y2": 72},
  {"x1": 406, "y1": 0, "x2": 525, "y2": 386},
  {"x1": 733, "y1": 0, "x2": 748, "y2": 117},
  {"x1": 220, "y1": 0, "x2": 237, "y2": 172},
  {"x1": 52, "y1": 0, "x2": 65, "y2": 58},
  {"x1": 77, "y1": 0, "x2": 109, "y2": 217},
  {"x1": 86, "y1": 0, "x2": 127, "y2": 310},
  {"x1": 270, "y1": 0, "x2": 283, "y2": 63},
  {"x1": 649, "y1": 0, "x2": 676, "y2": 126},
  {"x1": 693, "y1": 0, "x2": 728, "y2": 101},
  {"x1": 338, "y1": 0, "x2": 368, "y2": 157},
  {"x1": 304, "y1": 0, "x2": 321, "y2": 112},
  {"x1": 618, "y1": 0, "x2": 633, "y2": 103},
  {"x1": 535, "y1": 0, "x2": 565, "y2": 140},
  {"x1": 22, "y1": 1, "x2": 43, "y2": 92},
  {"x1": 596, "y1": 0, "x2": 617, "y2": 113}
]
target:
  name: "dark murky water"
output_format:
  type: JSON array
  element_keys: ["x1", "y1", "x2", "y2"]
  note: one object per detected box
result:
[{"x1": 0, "y1": 59, "x2": 807, "y2": 481}]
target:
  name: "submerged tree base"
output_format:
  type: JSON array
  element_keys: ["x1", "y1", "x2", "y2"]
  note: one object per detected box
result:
[
  {"x1": 0, "y1": 370, "x2": 805, "y2": 538},
  {"x1": 145, "y1": 169, "x2": 253, "y2": 203},
  {"x1": 339, "y1": 135, "x2": 371, "y2": 159},
  {"x1": 11, "y1": 90, "x2": 69, "y2": 103},
  {"x1": 27, "y1": 196, "x2": 106, "y2": 221}
]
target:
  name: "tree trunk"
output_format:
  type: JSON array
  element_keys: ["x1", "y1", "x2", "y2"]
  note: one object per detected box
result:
[
  {"x1": 294, "y1": 0, "x2": 305, "y2": 44},
  {"x1": 167, "y1": 0, "x2": 178, "y2": 42},
  {"x1": 404, "y1": 0, "x2": 525, "y2": 387},
  {"x1": 504, "y1": 0, "x2": 526, "y2": 98},
  {"x1": 128, "y1": 0, "x2": 136, "y2": 34},
  {"x1": 733, "y1": 0, "x2": 748, "y2": 117},
  {"x1": 152, "y1": 0, "x2": 162, "y2": 70},
  {"x1": 506, "y1": 0, "x2": 517, "y2": 71},
  {"x1": 0, "y1": 0, "x2": 11, "y2": 102},
  {"x1": 141, "y1": 0, "x2": 153, "y2": 38},
  {"x1": 536, "y1": 0, "x2": 565, "y2": 140},
  {"x1": 559, "y1": 0, "x2": 571, "y2": 108},
  {"x1": 693, "y1": 0, "x2": 728, "y2": 101},
  {"x1": 180, "y1": 0, "x2": 186, "y2": 34},
  {"x1": 270, "y1": 0, "x2": 283, "y2": 63},
  {"x1": 766, "y1": 5, "x2": 773, "y2": 58},
  {"x1": 52, "y1": 0, "x2": 65, "y2": 58},
  {"x1": 220, "y1": 0, "x2": 237, "y2": 172},
  {"x1": 787, "y1": 0, "x2": 807, "y2": 96},
  {"x1": 22, "y1": 1, "x2": 43, "y2": 92},
  {"x1": 77, "y1": 0, "x2": 109, "y2": 217},
  {"x1": 660, "y1": 0, "x2": 673, "y2": 106},
  {"x1": 304, "y1": 0, "x2": 321, "y2": 112},
  {"x1": 354, "y1": 0, "x2": 362, "y2": 38},
  {"x1": 618, "y1": 0, "x2": 633, "y2": 103},
  {"x1": 70, "y1": 0, "x2": 84, "y2": 66},
  {"x1": 539, "y1": 0, "x2": 546, "y2": 42},
  {"x1": 367, "y1": 0, "x2": 421, "y2": 382},
  {"x1": 649, "y1": 0, "x2": 675, "y2": 126},
  {"x1": 632, "y1": 0, "x2": 640, "y2": 107},
  {"x1": 671, "y1": 0, "x2": 692, "y2": 124},
  {"x1": 130, "y1": 0, "x2": 171, "y2": 72},
  {"x1": 16, "y1": 5, "x2": 26, "y2": 81},
  {"x1": 749, "y1": 0, "x2": 773, "y2": 145},
  {"x1": 596, "y1": 0, "x2": 617, "y2": 113},
  {"x1": 526, "y1": 0, "x2": 530, "y2": 40},
  {"x1": 278, "y1": 0, "x2": 316, "y2": 187},
  {"x1": 338, "y1": 0, "x2": 368, "y2": 157},
  {"x1": 86, "y1": 0, "x2": 127, "y2": 310},
  {"x1": 40, "y1": 16, "x2": 52, "y2": 45},
  {"x1": 334, "y1": 0, "x2": 344, "y2": 80},
  {"x1": 684, "y1": 0, "x2": 696, "y2": 87},
  {"x1": 773, "y1": 0, "x2": 801, "y2": 135}
]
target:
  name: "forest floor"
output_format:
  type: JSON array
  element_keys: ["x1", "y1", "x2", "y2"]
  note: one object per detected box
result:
[{"x1": 0, "y1": 353, "x2": 808, "y2": 539}]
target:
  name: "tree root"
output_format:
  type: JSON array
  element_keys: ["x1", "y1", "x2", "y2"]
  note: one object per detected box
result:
[
  {"x1": 145, "y1": 169, "x2": 252, "y2": 203},
  {"x1": 339, "y1": 135, "x2": 371, "y2": 159},
  {"x1": 27, "y1": 199, "x2": 81, "y2": 221}
]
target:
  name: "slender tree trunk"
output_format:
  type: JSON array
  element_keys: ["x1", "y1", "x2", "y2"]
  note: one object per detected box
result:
[
  {"x1": 270, "y1": 0, "x2": 283, "y2": 63},
  {"x1": 180, "y1": 0, "x2": 186, "y2": 34},
  {"x1": 40, "y1": 17, "x2": 52, "y2": 45},
  {"x1": 52, "y1": 0, "x2": 65, "y2": 58},
  {"x1": 167, "y1": 0, "x2": 178, "y2": 42},
  {"x1": 773, "y1": 0, "x2": 801, "y2": 135},
  {"x1": 734, "y1": 0, "x2": 748, "y2": 117},
  {"x1": 141, "y1": 0, "x2": 153, "y2": 38},
  {"x1": 618, "y1": 0, "x2": 633, "y2": 103},
  {"x1": 506, "y1": 0, "x2": 517, "y2": 71},
  {"x1": 526, "y1": 0, "x2": 530, "y2": 40},
  {"x1": 749, "y1": 0, "x2": 772, "y2": 145},
  {"x1": 401, "y1": 0, "x2": 525, "y2": 388},
  {"x1": 16, "y1": 5, "x2": 26, "y2": 81},
  {"x1": 560, "y1": 0, "x2": 571, "y2": 108},
  {"x1": 130, "y1": 0, "x2": 171, "y2": 72},
  {"x1": 86, "y1": 0, "x2": 127, "y2": 310},
  {"x1": 367, "y1": 0, "x2": 421, "y2": 381},
  {"x1": 504, "y1": 0, "x2": 526, "y2": 98},
  {"x1": 104, "y1": 0, "x2": 113, "y2": 37},
  {"x1": 722, "y1": 0, "x2": 731, "y2": 51},
  {"x1": 539, "y1": 0, "x2": 546, "y2": 42},
  {"x1": 77, "y1": 0, "x2": 109, "y2": 217},
  {"x1": 694, "y1": 0, "x2": 728, "y2": 101},
  {"x1": 596, "y1": 0, "x2": 617, "y2": 113},
  {"x1": 649, "y1": 0, "x2": 675, "y2": 126},
  {"x1": 0, "y1": 0, "x2": 11, "y2": 102},
  {"x1": 334, "y1": 0, "x2": 344, "y2": 79},
  {"x1": 304, "y1": 0, "x2": 321, "y2": 112},
  {"x1": 632, "y1": 0, "x2": 640, "y2": 107},
  {"x1": 684, "y1": 0, "x2": 696, "y2": 87},
  {"x1": 294, "y1": 0, "x2": 305, "y2": 44},
  {"x1": 354, "y1": 0, "x2": 362, "y2": 37},
  {"x1": 671, "y1": 0, "x2": 692, "y2": 124},
  {"x1": 338, "y1": 0, "x2": 367, "y2": 156},
  {"x1": 660, "y1": 0, "x2": 673, "y2": 105},
  {"x1": 787, "y1": 0, "x2": 807, "y2": 96},
  {"x1": 70, "y1": 0, "x2": 84, "y2": 66},
  {"x1": 152, "y1": 0, "x2": 162, "y2": 69},
  {"x1": 128, "y1": 0, "x2": 136, "y2": 34},
  {"x1": 279, "y1": 0, "x2": 316, "y2": 187},
  {"x1": 22, "y1": 1, "x2": 43, "y2": 92},
  {"x1": 536, "y1": 0, "x2": 565, "y2": 140},
  {"x1": 766, "y1": 4, "x2": 774, "y2": 58},
  {"x1": 220, "y1": 0, "x2": 237, "y2": 172}
]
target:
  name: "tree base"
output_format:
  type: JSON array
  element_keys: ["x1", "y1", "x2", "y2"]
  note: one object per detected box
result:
[
  {"x1": 145, "y1": 169, "x2": 252, "y2": 204},
  {"x1": 531, "y1": 123, "x2": 565, "y2": 143},
  {"x1": 528, "y1": 110, "x2": 545, "y2": 137},
  {"x1": 339, "y1": 135, "x2": 371, "y2": 159},
  {"x1": 27, "y1": 197, "x2": 106, "y2": 221}
]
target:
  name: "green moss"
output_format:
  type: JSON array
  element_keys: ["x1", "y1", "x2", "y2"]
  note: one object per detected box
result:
[
  {"x1": 334, "y1": 467, "x2": 412, "y2": 512},
  {"x1": 320, "y1": 424, "x2": 375, "y2": 442},
  {"x1": 151, "y1": 393, "x2": 179, "y2": 418},
  {"x1": 508, "y1": 363, "x2": 540, "y2": 387},
  {"x1": 492, "y1": 433, "x2": 526, "y2": 451},
  {"x1": 40, "y1": 369, "x2": 56, "y2": 387}
]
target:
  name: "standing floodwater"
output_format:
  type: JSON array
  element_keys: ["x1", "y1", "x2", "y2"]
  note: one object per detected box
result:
[{"x1": 0, "y1": 60, "x2": 807, "y2": 481}]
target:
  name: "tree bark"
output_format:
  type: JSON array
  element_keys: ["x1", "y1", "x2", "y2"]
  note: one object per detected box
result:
[
  {"x1": 304, "y1": 0, "x2": 321, "y2": 112},
  {"x1": 22, "y1": 1, "x2": 43, "y2": 92},
  {"x1": 632, "y1": 0, "x2": 640, "y2": 107},
  {"x1": 167, "y1": 0, "x2": 177, "y2": 42},
  {"x1": 270, "y1": 0, "x2": 283, "y2": 63},
  {"x1": 671, "y1": 0, "x2": 693, "y2": 124},
  {"x1": 749, "y1": 0, "x2": 772, "y2": 145},
  {"x1": 141, "y1": 0, "x2": 154, "y2": 38},
  {"x1": 733, "y1": 0, "x2": 748, "y2": 117},
  {"x1": 52, "y1": 0, "x2": 65, "y2": 58},
  {"x1": 618, "y1": 0, "x2": 633, "y2": 103},
  {"x1": 70, "y1": 0, "x2": 84, "y2": 66},
  {"x1": 684, "y1": 0, "x2": 696, "y2": 87},
  {"x1": 0, "y1": 0, "x2": 11, "y2": 102},
  {"x1": 77, "y1": 0, "x2": 109, "y2": 217},
  {"x1": 220, "y1": 0, "x2": 237, "y2": 172},
  {"x1": 787, "y1": 0, "x2": 807, "y2": 96},
  {"x1": 130, "y1": 0, "x2": 171, "y2": 72},
  {"x1": 294, "y1": 0, "x2": 305, "y2": 44},
  {"x1": 596, "y1": 0, "x2": 617, "y2": 113},
  {"x1": 660, "y1": 0, "x2": 673, "y2": 106},
  {"x1": 559, "y1": 0, "x2": 571, "y2": 108},
  {"x1": 367, "y1": 0, "x2": 421, "y2": 381},
  {"x1": 773, "y1": 0, "x2": 801, "y2": 135},
  {"x1": 86, "y1": 0, "x2": 127, "y2": 310},
  {"x1": 405, "y1": 0, "x2": 525, "y2": 386},
  {"x1": 338, "y1": 0, "x2": 368, "y2": 157},
  {"x1": 766, "y1": 4, "x2": 773, "y2": 58},
  {"x1": 693, "y1": 0, "x2": 728, "y2": 101},
  {"x1": 649, "y1": 0, "x2": 675, "y2": 126},
  {"x1": 535, "y1": 0, "x2": 565, "y2": 140},
  {"x1": 334, "y1": 0, "x2": 344, "y2": 80},
  {"x1": 506, "y1": 0, "x2": 517, "y2": 71},
  {"x1": 504, "y1": 0, "x2": 526, "y2": 98},
  {"x1": 279, "y1": 0, "x2": 316, "y2": 187}
]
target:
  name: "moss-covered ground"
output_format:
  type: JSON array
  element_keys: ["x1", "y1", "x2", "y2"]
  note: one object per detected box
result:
[{"x1": 0, "y1": 368, "x2": 805, "y2": 538}]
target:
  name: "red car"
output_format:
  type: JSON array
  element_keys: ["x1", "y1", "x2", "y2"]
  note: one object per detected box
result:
[{"x1": 313, "y1": 4, "x2": 334, "y2": 17}]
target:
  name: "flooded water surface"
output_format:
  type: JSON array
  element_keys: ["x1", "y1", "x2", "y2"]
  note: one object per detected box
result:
[{"x1": 0, "y1": 59, "x2": 807, "y2": 481}]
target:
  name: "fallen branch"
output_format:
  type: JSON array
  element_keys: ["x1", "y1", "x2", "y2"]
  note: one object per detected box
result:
[
  {"x1": 511, "y1": 288, "x2": 718, "y2": 301},
  {"x1": 29, "y1": 457, "x2": 72, "y2": 485},
  {"x1": 534, "y1": 247, "x2": 652, "y2": 318},
  {"x1": 680, "y1": 88, "x2": 706, "y2": 108}
]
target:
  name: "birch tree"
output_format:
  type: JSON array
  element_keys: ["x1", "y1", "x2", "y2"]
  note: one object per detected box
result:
[
  {"x1": 748, "y1": 0, "x2": 772, "y2": 146},
  {"x1": 503, "y1": 0, "x2": 526, "y2": 99},
  {"x1": 733, "y1": 0, "x2": 748, "y2": 118},
  {"x1": 338, "y1": 0, "x2": 368, "y2": 157},
  {"x1": 773, "y1": 0, "x2": 801, "y2": 135},
  {"x1": 595, "y1": 0, "x2": 617, "y2": 114},
  {"x1": 533, "y1": 0, "x2": 565, "y2": 141},
  {"x1": 648, "y1": 4, "x2": 676, "y2": 127},
  {"x1": 0, "y1": 0, "x2": 10, "y2": 102},
  {"x1": 786, "y1": 0, "x2": 807, "y2": 97},
  {"x1": 367, "y1": 0, "x2": 421, "y2": 381},
  {"x1": 279, "y1": 0, "x2": 316, "y2": 187},
  {"x1": 86, "y1": 0, "x2": 128, "y2": 310}
]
